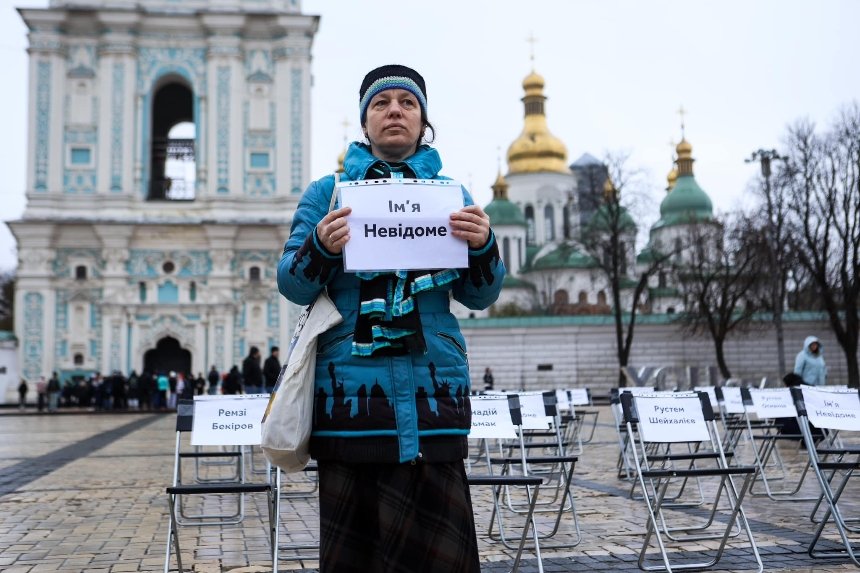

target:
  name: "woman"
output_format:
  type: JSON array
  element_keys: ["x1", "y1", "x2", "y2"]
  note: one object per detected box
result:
[
  {"x1": 277, "y1": 64, "x2": 504, "y2": 573},
  {"x1": 794, "y1": 335, "x2": 826, "y2": 386}
]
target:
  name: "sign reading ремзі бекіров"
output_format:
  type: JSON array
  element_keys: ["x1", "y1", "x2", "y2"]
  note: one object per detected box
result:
[
  {"x1": 338, "y1": 179, "x2": 468, "y2": 272},
  {"x1": 191, "y1": 395, "x2": 270, "y2": 446},
  {"x1": 634, "y1": 395, "x2": 711, "y2": 443}
]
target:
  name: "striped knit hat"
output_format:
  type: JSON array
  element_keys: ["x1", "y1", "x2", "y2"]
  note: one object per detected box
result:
[{"x1": 359, "y1": 64, "x2": 427, "y2": 124}]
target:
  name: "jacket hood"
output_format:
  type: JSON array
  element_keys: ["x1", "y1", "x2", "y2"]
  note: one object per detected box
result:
[
  {"x1": 343, "y1": 142, "x2": 443, "y2": 181},
  {"x1": 804, "y1": 336, "x2": 821, "y2": 354}
]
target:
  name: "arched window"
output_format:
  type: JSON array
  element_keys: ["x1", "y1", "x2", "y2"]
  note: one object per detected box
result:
[
  {"x1": 502, "y1": 237, "x2": 511, "y2": 270},
  {"x1": 75, "y1": 265, "x2": 87, "y2": 280},
  {"x1": 249, "y1": 266, "x2": 261, "y2": 282},
  {"x1": 544, "y1": 204, "x2": 555, "y2": 241},
  {"x1": 139, "y1": 282, "x2": 147, "y2": 303},
  {"x1": 578, "y1": 291, "x2": 588, "y2": 304},
  {"x1": 74, "y1": 353, "x2": 84, "y2": 366},
  {"x1": 553, "y1": 289, "x2": 569, "y2": 305},
  {"x1": 667, "y1": 306, "x2": 676, "y2": 315},
  {"x1": 597, "y1": 291, "x2": 607, "y2": 306},
  {"x1": 524, "y1": 205, "x2": 535, "y2": 245},
  {"x1": 149, "y1": 80, "x2": 195, "y2": 201},
  {"x1": 189, "y1": 281, "x2": 197, "y2": 302}
]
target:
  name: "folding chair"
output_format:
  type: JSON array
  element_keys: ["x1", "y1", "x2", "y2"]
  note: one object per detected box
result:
[
  {"x1": 620, "y1": 391, "x2": 763, "y2": 573},
  {"x1": 612, "y1": 387, "x2": 657, "y2": 480},
  {"x1": 491, "y1": 391, "x2": 581, "y2": 549},
  {"x1": 165, "y1": 396, "x2": 279, "y2": 573},
  {"x1": 792, "y1": 386, "x2": 860, "y2": 566},
  {"x1": 740, "y1": 387, "x2": 816, "y2": 501},
  {"x1": 467, "y1": 393, "x2": 545, "y2": 573},
  {"x1": 565, "y1": 387, "x2": 600, "y2": 450}
]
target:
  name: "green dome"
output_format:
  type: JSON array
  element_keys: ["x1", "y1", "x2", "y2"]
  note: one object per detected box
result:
[
  {"x1": 529, "y1": 243, "x2": 596, "y2": 271},
  {"x1": 586, "y1": 204, "x2": 637, "y2": 234},
  {"x1": 485, "y1": 198, "x2": 527, "y2": 227},
  {"x1": 654, "y1": 174, "x2": 713, "y2": 229}
]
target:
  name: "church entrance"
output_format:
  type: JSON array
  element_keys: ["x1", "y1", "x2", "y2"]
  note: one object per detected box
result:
[{"x1": 144, "y1": 336, "x2": 192, "y2": 375}]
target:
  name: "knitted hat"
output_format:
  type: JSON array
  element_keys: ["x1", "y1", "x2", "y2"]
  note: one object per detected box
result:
[{"x1": 359, "y1": 64, "x2": 427, "y2": 124}]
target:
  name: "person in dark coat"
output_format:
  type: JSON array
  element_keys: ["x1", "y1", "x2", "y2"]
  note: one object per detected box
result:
[
  {"x1": 276, "y1": 64, "x2": 502, "y2": 573},
  {"x1": 18, "y1": 379, "x2": 28, "y2": 410},
  {"x1": 242, "y1": 346, "x2": 263, "y2": 394},
  {"x1": 207, "y1": 366, "x2": 220, "y2": 395},
  {"x1": 223, "y1": 366, "x2": 243, "y2": 395},
  {"x1": 263, "y1": 346, "x2": 281, "y2": 393}
]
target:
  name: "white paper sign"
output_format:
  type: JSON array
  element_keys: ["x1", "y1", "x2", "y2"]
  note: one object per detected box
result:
[
  {"x1": 517, "y1": 392, "x2": 552, "y2": 430},
  {"x1": 470, "y1": 395, "x2": 517, "y2": 439},
  {"x1": 555, "y1": 389, "x2": 571, "y2": 411},
  {"x1": 693, "y1": 386, "x2": 718, "y2": 409},
  {"x1": 338, "y1": 180, "x2": 467, "y2": 271},
  {"x1": 634, "y1": 395, "x2": 711, "y2": 443},
  {"x1": 719, "y1": 386, "x2": 748, "y2": 415},
  {"x1": 191, "y1": 394, "x2": 270, "y2": 446},
  {"x1": 568, "y1": 388, "x2": 590, "y2": 406},
  {"x1": 749, "y1": 388, "x2": 797, "y2": 419},
  {"x1": 802, "y1": 387, "x2": 860, "y2": 431}
]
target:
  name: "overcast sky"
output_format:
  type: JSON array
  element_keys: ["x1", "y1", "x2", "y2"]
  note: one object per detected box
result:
[{"x1": 2, "y1": 0, "x2": 859, "y2": 272}]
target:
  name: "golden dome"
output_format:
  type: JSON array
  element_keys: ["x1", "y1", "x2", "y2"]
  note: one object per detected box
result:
[
  {"x1": 506, "y1": 69, "x2": 569, "y2": 174},
  {"x1": 491, "y1": 171, "x2": 510, "y2": 200},
  {"x1": 603, "y1": 177, "x2": 616, "y2": 200},
  {"x1": 666, "y1": 166, "x2": 678, "y2": 192},
  {"x1": 675, "y1": 138, "x2": 695, "y2": 177},
  {"x1": 522, "y1": 71, "x2": 545, "y2": 94}
]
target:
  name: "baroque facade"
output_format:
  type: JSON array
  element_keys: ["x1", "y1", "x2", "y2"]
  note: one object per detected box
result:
[{"x1": 8, "y1": 0, "x2": 318, "y2": 382}]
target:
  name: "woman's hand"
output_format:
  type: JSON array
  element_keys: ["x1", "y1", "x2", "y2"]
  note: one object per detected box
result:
[
  {"x1": 316, "y1": 206, "x2": 352, "y2": 254},
  {"x1": 450, "y1": 205, "x2": 491, "y2": 249}
]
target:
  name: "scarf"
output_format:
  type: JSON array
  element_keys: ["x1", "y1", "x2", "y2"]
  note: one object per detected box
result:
[{"x1": 351, "y1": 160, "x2": 460, "y2": 356}]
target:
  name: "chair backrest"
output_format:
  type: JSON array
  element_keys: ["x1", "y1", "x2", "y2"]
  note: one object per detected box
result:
[
  {"x1": 792, "y1": 386, "x2": 860, "y2": 432},
  {"x1": 744, "y1": 388, "x2": 798, "y2": 419},
  {"x1": 567, "y1": 388, "x2": 591, "y2": 407},
  {"x1": 189, "y1": 394, "x2": 271, "y2": 446},
  {"x1": 620, "y1": 391, "x2": 713, "y2": 443},
  {"x1": 516, "y1": 391, "x2": 554, "y2": 430},
  {"x1": 470, "y1": 394, "x2": 522, "y2": 440},
  {"x1": 716, "y1": 385, "x2": 749, "y2": 415},
  {"x1": 693, "y1": 386, "x2": 718, "y2": 410}
]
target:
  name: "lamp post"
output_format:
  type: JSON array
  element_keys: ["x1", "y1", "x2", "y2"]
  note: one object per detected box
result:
[{"x1": 746, "y1": 149, "x2": 789, "y2": 376}]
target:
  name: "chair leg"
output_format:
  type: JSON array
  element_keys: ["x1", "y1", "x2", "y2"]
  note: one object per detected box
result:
[{"x1": 165, "y1": 494, "x2": 184, "y2": 573}]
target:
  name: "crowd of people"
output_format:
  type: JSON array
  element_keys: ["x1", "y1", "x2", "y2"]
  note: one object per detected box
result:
[{"x1": 15, "y1": 345, "x2": 282, "y2": 413}]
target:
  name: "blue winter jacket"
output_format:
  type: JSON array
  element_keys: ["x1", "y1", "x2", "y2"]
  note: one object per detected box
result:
[
  {"x1": 794, "y1": 335, "x2": 826, "y2": 386},
  {"x1": 277, "y1": 143, "x2": 505, "y2": 464}
]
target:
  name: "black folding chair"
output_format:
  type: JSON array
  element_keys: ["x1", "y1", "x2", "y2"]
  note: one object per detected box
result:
[
  {"x1": 164, "y1": 399, "x2": 279, "y2": 573},
  {"x1": 791, "y1": 386, "x2": 860, "y2": 566},
  {"x1": 620, "y1": 391, "x2": 763, "y2": 573}
]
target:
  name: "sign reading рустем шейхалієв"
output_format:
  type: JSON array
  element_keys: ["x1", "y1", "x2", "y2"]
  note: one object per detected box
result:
[
  {"x1": 191, "y1": 394, "x2": 270, "y2": 446},
  {"x1": 634, "y1": 394, "x2": 710, "y2": 443},
  {"x1": 337, "y1": 179, "x2": 468, "y2": 272}
]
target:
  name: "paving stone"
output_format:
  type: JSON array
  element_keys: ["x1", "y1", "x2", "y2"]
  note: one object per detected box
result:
[{"x1": 0, "y1": 409, "x2": 858, "y2": 572}]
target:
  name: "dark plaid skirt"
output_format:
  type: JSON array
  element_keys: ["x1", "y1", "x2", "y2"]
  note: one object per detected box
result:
[{"x1": 318, "y1": 459, "x2": 481, "y2": 573}]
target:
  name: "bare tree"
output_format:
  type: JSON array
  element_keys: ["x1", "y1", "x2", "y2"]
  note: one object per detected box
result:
[
  {"x1": 0, "y1": 271, "x2": 14, "y2": 332},
  {"x1": 783, "y1": 105, "x2": 860, "y2": 388},
  {"x1": 578, "y1": 153, "x2": 674, "y2": 386},
  {"x1": 674, "y1": 215, "x2": 764, "y2": 379}
]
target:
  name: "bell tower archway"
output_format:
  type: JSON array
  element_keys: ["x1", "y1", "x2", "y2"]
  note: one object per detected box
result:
[{"x1": 143, "y1": 336, "x2": 192, "y2": 375}]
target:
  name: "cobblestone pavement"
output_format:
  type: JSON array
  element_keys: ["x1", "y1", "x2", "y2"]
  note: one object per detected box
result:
[{"x1": 0, "y1": 407, "x2": 858, "y2": 572}]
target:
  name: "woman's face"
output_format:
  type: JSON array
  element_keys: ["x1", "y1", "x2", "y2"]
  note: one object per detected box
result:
[
  {"x1": 809, "y1": 342, "x2": 820, "y2": 353},
  {"x1": 363, "y1": 88, "x2": 423, "y2": 162}
]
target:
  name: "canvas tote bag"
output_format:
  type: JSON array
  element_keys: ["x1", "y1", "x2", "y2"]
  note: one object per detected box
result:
[{"x1": 261, "y1": 176, "x2": 343, "y2": 471}]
